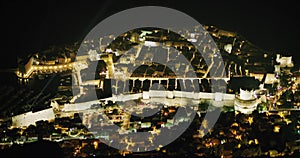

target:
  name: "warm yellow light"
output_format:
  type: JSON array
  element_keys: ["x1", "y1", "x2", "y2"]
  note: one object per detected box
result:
[
  {"x1": 247, "y1": 117, "x2": 254, "y2": 125},
  {"x1": 284, "y1": 118, "x2": 292, "y2": 125},
  {"x1": 202, "y1": 119, "x2": 208, "y2": 129},
  {"x1": 231, "y1": 122, "x2": 239, "y2": 127},
  {"x1": 278, "y1": 112, "x2": 285, "y2": 118},
  {"x1": 254, "y1": 139, "x2": 259, "y2": 144},
  {"x1": 248, "y1": 140, "x2": 254, "y2": 145},
  {"x1": 274, "y1": 126, "x2": 280, "y2": 133},
  {"x1": 93, "y1": 141, "x2": 98, "y2": 149},
  {"x1": 198, "y1": 129, "x2": 205, "y2": 138},
  {"x1": 235, "y1": 135, "x2": 242, "y2": 140},
  {"x1": 235, "y1": 111, "x2": 239, "y2": 115},
  {"x1": 231, "y1": 129, "x2": 237, "y2": 135}
]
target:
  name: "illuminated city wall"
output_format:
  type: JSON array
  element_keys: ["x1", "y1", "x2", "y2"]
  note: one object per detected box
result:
[
  {"x1": 62, "y1": 91, "x2": 235, "y2": 112},
  {"x1": 12, "y1": 108, "x2": 55, "y2": 128}
]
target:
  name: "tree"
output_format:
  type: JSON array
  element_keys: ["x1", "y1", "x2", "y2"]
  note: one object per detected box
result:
[
  {"x1": 199, "y1": 101, "x2": 210, "y2": 111},
  {"x1": 257, "y1": 102, "x2": 268, "y2": 112}
]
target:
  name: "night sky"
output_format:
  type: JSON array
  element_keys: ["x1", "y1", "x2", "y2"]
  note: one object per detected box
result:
[{"x1": 1, "y1": 0, "x2": 300, "y2": 68}]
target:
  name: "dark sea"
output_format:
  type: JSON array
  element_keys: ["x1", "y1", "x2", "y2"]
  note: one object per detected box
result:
[{"x1": 0, "y1": 71, "x2": 18, "y2": 88}]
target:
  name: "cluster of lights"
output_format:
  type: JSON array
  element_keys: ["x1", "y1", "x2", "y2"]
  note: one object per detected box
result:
[
  {"x1": 16, "y1": 63, "x2": 74, "y2": 78},
  {"x1": 35, "y1": 63, "x2": 73, "y2": 70}
]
